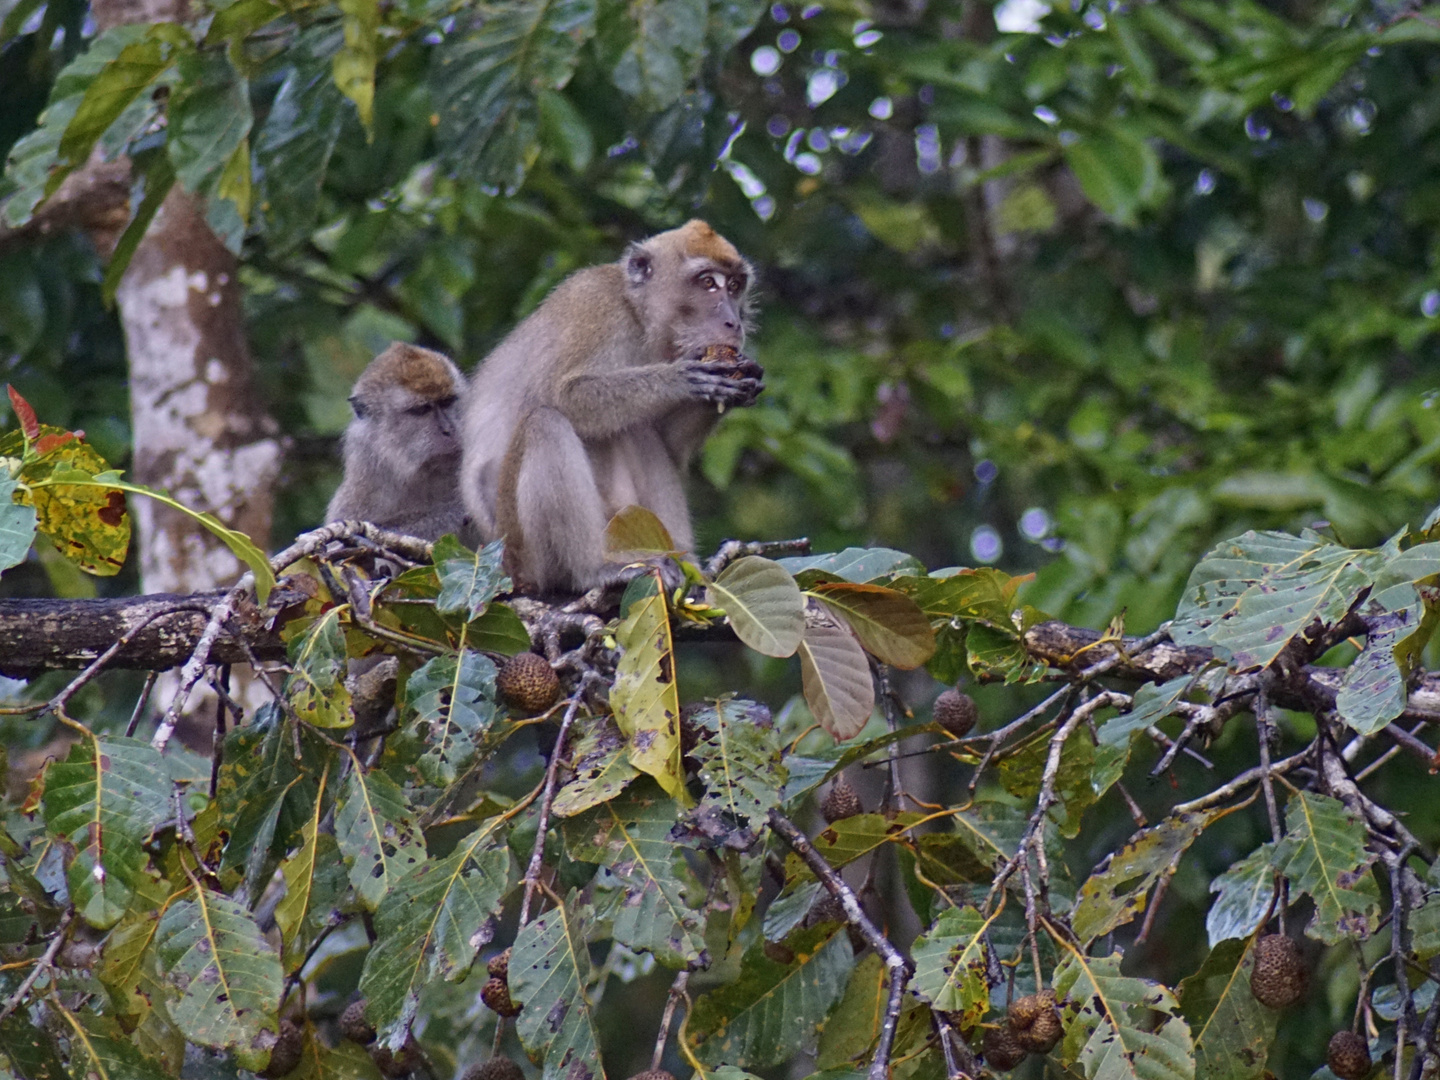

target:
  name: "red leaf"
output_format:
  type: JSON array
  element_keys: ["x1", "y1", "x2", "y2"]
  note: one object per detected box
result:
[
  {"x1": 6, "y1": 386, "x2": 39, "y2": 442},
  {"x1": 34, "y1": 431, "x2": 79, "y2": 455}
]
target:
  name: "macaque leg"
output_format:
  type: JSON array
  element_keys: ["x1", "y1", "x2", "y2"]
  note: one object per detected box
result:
[{"x1": 513, "y1": 407, "x2": 610, "y2": 593}]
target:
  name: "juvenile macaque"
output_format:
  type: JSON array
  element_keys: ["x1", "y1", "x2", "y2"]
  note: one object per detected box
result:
[
  {"x1": 460, "y1": 220, "x2": 763, "y2": 593},
  {"x1": 327, "y1": 343, "x2": 472, "y2": 542}
]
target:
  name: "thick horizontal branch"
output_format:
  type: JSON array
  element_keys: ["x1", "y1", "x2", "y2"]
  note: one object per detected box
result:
[
  {"x1": 1024, "y1": 620, "x2": 1440, "y2": 727},
  {"x1": 0, "y1": 591, "x2": 286, "y2": 678}
]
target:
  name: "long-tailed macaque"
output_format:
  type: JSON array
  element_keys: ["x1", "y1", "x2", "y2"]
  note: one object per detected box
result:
[
  {"x1": 460, "y1": 220, "x2": 763, "y2": 593},
  {"x1": 327, "y1": 343, "x2": 472, "y2": 542}
]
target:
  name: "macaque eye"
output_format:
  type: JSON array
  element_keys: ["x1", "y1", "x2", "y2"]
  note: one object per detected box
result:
[
  {"x1": 405, "y1": 403, "x2": 432, "y2": 417},
  {"x1": 698, "y1": 273, "x2": 721, "y2": 292},
  {"x1": 727, "y1": 276, "x2": 745, "y2": 296}
]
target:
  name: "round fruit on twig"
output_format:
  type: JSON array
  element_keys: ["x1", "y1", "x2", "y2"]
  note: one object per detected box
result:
[
  {"x1": 487, "y1": 948, "x2": 511, "y2": 979},
  {"x1": 481, "y1": 975, "x2": 522, "y2": 1017},
  {"x1": 371, "y1": 1041, "x2": 420, "y2": 1080},
  {"x1": 1008, "y1": 989, "x2": 1063, "y2": 1053},
  {"x1": 821, "y1": 774, "x2": 863, "y2": 823},
  {"x1": 496, "y1": 653, "x2": 559, "y2": 715},
  {"x1": 1326, "y1": 1031, "x2": 1371, "y2": 1080},
  {"x1": 933, "y1": 687, "x2": 977, "y2": 738},
  {"x1": 339, "y1": 999, "x2": 376, "y2": 1045},
  {"x1": 1249, "y1": 933, "x2": 1307, "y2": 1009},
  {"x1": 461, "y1": 1058, "x2": 527, "y2": 1080},
  {"x1": 982, "y1": 1025, "x2": 1028, "y2": 1071},
  {"x1": 260, "y1": 1019, "x2": 304, "y2": 1079}
]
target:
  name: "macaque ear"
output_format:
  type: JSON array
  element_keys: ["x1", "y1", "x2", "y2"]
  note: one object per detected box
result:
[
  {"x1": 349, "y1": 395, "x2": 368, "y2": 419},
  {"x1": 625, "y1": 249, "x2": 653, "y2": 285}
]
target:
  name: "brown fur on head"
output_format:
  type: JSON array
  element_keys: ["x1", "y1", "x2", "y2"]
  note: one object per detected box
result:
[
  {"x1": 352, "y1": 343, "x2": 460, "y2": 409},
  {"x1": 623, "y1": 220, "x2": 755, "y2": 359}
]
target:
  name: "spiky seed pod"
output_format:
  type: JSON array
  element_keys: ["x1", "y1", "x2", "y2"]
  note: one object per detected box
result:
[
  {"x1": 370, "y1": 1042, "x2": 419, "y2": 1080},
  {"x1": 496, "y1": 653, "x2": 560, "y2": 714},
  {"x1": 1327, "y1": 1031, "x2": 1372, "y2": 1080},
  {"x1": 339, "y1": 1000, "x2": 376, "y2": 1045},
  {"x1": 487, "y1": 948, "x2": 511, "y2": 979},
  {"x1": 821, "y1": 774, "x2": 862, "y2": 823},
  {"x1": 481, "y1": 976, "x2": 522, "y2": 1017},
  {"x1": 260, "y1": 1020, "x2": 304, "y2": 1079},
  {"x1": 461, "y1": 1058, "x2": 527, "y2": 1080},
  {"x1": 1249, "y1": 933, "x2": 1307, "y2": 1009},
  {"x1": 1008, "y1": 989, "x2": 1063, "y2": 1053},
  {"x1": 933, "y1": 688, "x2": 978, "y2": 738},
  {"x1": 982, "y1": 1025, "x2": 1028, "y2": 1071},
  {"x1": 626, "y1": 1072, "x2": 679, "y2": 1080}
]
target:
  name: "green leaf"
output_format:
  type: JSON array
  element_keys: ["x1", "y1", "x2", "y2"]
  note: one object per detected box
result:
[
  {"x1": 1062, "y1": 125, "x2": 1165, "y2": 227},
  {"x1": 42, "y1": 735, "x2": 171, "y2": 928},
  {"x1": 1073, "y1": 811, "x2": 1218, "y2": 946},
  {"x1": 58, "y1": 36, "x2": 175, "y2": 173},
  {"x1": 909, "y1": 905, "x2": 991, "y2": 1026},
  {"x1": 333, "y1": 0, "x2": 379, "y2": 130},
  {"x1": 686, "y1": 698, "x2": 788, "y2": 844},
  {"x1": 1271, "y1": 791, "x2": 1379, "y2": 944},
  {"x1": 274, "y1": 785, "x2": 330, "y2": 971},
  {"x1": 0, "y1": 475, "x2": 38, "y2": 574},
  {"x1": 434, "y1": 536, "x2": 510, "y2": 620},
  {"x1": 537, "y1": 89, "x2": 593, "y2": 172},
  {"x1": 254, "y1": 25, "x2": 347, "y2": 249},
  {"x1": 99, "y1": 908, "x2": 181, "y2": 1058},
  {"x1": 1096, "y1": 674, "x2": 1196, "y2": 747},
  {"x1": 564, "y1": 782, "x2": 706, "y2": 967},
  {"x1": 169, "y1": 52, "x2": 252, "y2": 195},
  {"x1": 0, "y1": 1013, "x2": 65, "y2": 1080},
  {"x1": 1053, "y1": 948, "x2": 1195, "y2": 1080},
  {"x1": 1178, "y1": 938, "x2": 1276, "y2": 1080},
  {"x1": 612, "y1": 581, "x2": 685, "y2": 800},
  {"x1": 463, "y1": 601, "x2": 533, "y2": 655},
  {"x1": 815, "y1": 951, "x2": 886, "y2": 1069},
  {"x1": 1172, "y1": 530, "x2": 1380, "y2": 672},
  {"x1": 404, "y1": 649, "x2": 500, "y2": 786},
  {"x1": 283, "y1": 608, "x2": 352, "y2": 729},
  {"x1": 777, "y1": 547, "x2": 923, "y2": 583},
  {"x1": 1336, "y1": 580, "x2": 1429, "y2": 736},
  {"x1": 604, "y1": 504, "x2": 678, "y2": 556},
  {"x1": 1206, "y1": 844, "x2": 1278, "y2": 947},
  {"x1": 611, "y1": 0, "x2": 707, "y2": 110},
  {"x1": 781, "y1": 813, "x2": 926, "y2": 883},
  {"x1": 707, "y1": 556, "x2": 805, "y2": 658},
  {"x1": 154, "y1": 888, "x2": 283, "y2": 1050},
  {"x1": 809, "y1": 582, "x2": 936, "y2": 669},
  {"x1": 359, "y1": 830, "x2": 511, "y2": 1049},
  {"x1": 798, "y1": 602, "x2": 874, "y2": 741},
  {"x1": 50, "y1": 1009, "x2": 168, "y2": 1080},
  {"x1": 510, "y1": 895, "x2": 604, "y2": 1080},
  {"x1": 432, "y1": 0, "x2": 597, "y2": 194},
  {"x1": 101, "y1": 150, "x2": 176, "y2": 302},
  {"x1": 997, "y1": 725, "x2": 1128, "y2": 839},
  {"x1": 334, "y1": 766, "x2": 427, "y2": 909},
  {"x1": 690, "y1": 924, "x2": 853, "y2": 1067},
  {"x1": 552, "y1": 718, "x2": 640, "y2": 818}
]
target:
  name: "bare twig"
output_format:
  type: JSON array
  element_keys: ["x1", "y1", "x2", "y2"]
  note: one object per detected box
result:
[
  {"x1": 519, "y1": 690, "x2": 587, "y2": 926},
  {"x1": 767, "y1": 810, "x2": 911, "y2": 1080},
  {"x1": 651, "y1": 970, "x2": 690, "y2": 1071},
  {"x1": 704, "y1": 537, "x2": 811, "y2": 578},
  {"x1": 967, "y1": 684, "x2": 1074, "y2": 795},
  {"x1": 125, "y1": 671, "x2": 158, "y2": 738},
  {"x1": 0, "y1": 909, "x2": 73, "y2": 1025}
]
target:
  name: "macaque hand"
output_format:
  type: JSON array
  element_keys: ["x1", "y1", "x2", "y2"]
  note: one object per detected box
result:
[{"x1": 681, "y1": 353, "x2": 765, "y2": 409}]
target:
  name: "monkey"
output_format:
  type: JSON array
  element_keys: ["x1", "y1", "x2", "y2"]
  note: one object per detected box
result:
[
  {"x1": 326, "y1": 342, "x2": 473, "y2": 543},
  {"x1": 459, "y1": 219, "x2": 764, "y2": 594}
]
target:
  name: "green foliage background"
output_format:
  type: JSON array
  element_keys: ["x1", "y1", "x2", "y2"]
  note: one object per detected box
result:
[{"x1": 4, "y1": 0, "x2": 1440, "y2": 1077}]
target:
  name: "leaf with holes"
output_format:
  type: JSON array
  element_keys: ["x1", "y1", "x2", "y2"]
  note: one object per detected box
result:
[
  {"x1": 689, "y1": 924, "x2": 852, "y2": 1067},
  {"x1": 1271, "y1": 791, "x2": 1379, "y2": 944},
  {"x1": 1173, "y1": 530, "x2": 1383, "y2": 671},
  {"x1": 404, "y1": 649, "x2": 500, "y2": 786},
  {"x1": 510, "y1": 895, "x2": 603, "y2": 1080},
  {"x1": 1073, "y1": 811, "x2": 1219, "y2": 946},
  {"x1": 685, "y1": 698, "x2": 787, "y2": 845},
  {"x1": 434, "y1": 536, "x2": 510, "y2": 621},
  {"x1": 909, "y1": 905, "x2": 991, "y2": 1026},
  {"x1": 1178, "y1": 938, "x2": 1276, "y2": 1080},
  {"x1": 153, "y1": 888, "x2": 282, "y2": 1050},
  {"x1": 283, "y1": 608, "x2": 352, "y2": 729},
  {"x1": 1096, "y1": 674, "x2": 1196, "y2": 747},
  {"x1": 815, "y1": 951, "x2": 886, "y2": 1069},
  {"x1": 809, "y1": 582, "x2": 935, "y2": 669},
  {"x1": 359, "y1": 830, "x2": 510, "y2": 1050},
  {"x1": 1336, "y1": 580, "x2": 1432, "y2": 736},
  {"x1": 612, "y1": 581, "x2": 685, "y2": 800},
  {"x1": 42, "y1": 735, "x2": 171, "y2": 928},
  {"x1": 5, "y1": 427, "x2": 130, "y2": 577},
  {"x1": 334, "y1": 767, "x2": 427, "y2": 909},
  {"x1": 798, "y1": 602, "x2": 874, "y2": 740},
  {"x1": 552, "y1": 718, "x2": 639, "y2": 818},
  {"x1": 707, "y1": 556, "x2": 805, "y2": 657},
  {"x1": 1054, "y1": 949, "x2": 1195, "y2": 1080},
  {"x1": 564, "y1": 782, "x2": 705, "y2": 968}
]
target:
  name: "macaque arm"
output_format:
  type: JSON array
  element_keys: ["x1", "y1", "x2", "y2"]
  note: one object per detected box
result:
[{"x1": 556, "y1": 358, "x2": 758, "y2": 441}]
